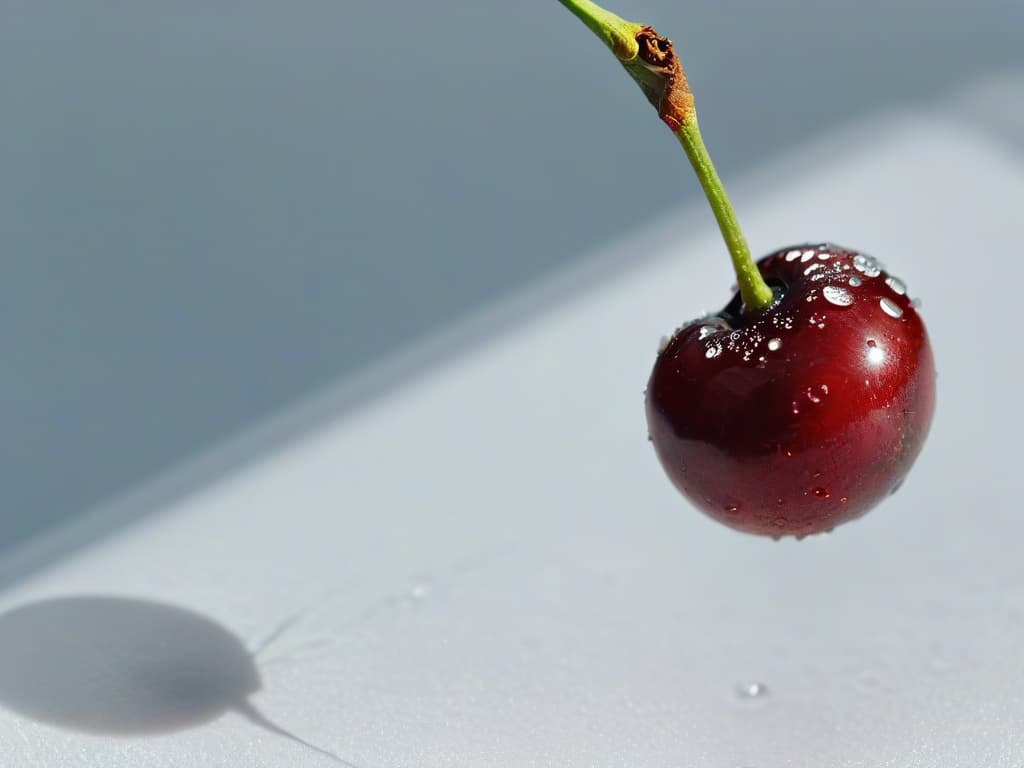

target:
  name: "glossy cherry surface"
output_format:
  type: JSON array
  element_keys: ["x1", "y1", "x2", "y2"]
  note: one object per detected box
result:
[{"x1": 645, "y1": 244, "x2": 936, "y2": 538}]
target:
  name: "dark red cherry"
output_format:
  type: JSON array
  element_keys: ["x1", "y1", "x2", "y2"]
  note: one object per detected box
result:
[
  {"x1": 553, "y1": 1, "x2": 937, "y2": 537},
  {"x1": 645, "y1": 243, "x2": 936, "y2": 538}
]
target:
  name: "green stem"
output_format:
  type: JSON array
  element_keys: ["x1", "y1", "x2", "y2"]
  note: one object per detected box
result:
[
  {"x1": 675, "y1": 118, "x2": 774, "y2": 311},
  {"x1": 556, "y1": 0, "x2": 641, "y2": 60},
  {"x1": 556, "y1": 0, "x2": 775, "y2": 313}
]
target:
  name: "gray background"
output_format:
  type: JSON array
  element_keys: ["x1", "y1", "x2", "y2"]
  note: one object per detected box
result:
[{"x1": 2, "y1": 1, "x2": 1022, "y2": 555}]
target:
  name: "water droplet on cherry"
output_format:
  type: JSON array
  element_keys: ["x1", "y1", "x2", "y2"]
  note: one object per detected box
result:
[
  {"x1": 853, "y1": 253, "x2": 882, "y2": 277},
  {"x1": 822, "y1": 285, "x2": 854, "y2": 307},
  {"x1": 884, "y1": 276, "x2": 906, "y2": 295},
  {"x1": 879, "y1": 297, "x2": 903, "y2": 318}
]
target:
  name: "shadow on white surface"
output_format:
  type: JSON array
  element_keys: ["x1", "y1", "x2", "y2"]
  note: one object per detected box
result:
[{"x1": 0, "y1": 596, "x2": 352, "y2": 765}]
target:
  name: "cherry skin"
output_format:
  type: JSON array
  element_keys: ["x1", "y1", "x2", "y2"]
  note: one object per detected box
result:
[{"x1": 645, "y1": 243, "x2": 936, "y2": 538}]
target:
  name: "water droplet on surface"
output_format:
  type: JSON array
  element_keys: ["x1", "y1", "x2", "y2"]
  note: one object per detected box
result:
[
  {"x1": 911, "y1": 297, "x2": 923, "y2": 308},
  {"x1": 839, "y1": 496, "x2": 848, "y2": 504},
  {"x1": 804, "y1": 263, "x2": 822, "y2": 275},
  {"x1": 817, "y1": 251, "x2": 831, "y2": 260},
  {"x1": 724, "y1": 505, "x2": 739, "y2": 514},
  {"x1": 885, "y1": 276, "x2": 906, "y2": 295},
  {"x1": 705, "y1": 346, "x2": 722, "y2": 359},
  {"x1": 772, "y1": 517, "x2": 787, "y2": 528},
  {"x1": 801, "y1": 250, "x2": 815, "y2": 262},
  {"x1": 657, "y1": 335, "x2": 670, "y2": 353},
  {"x1": 867, "y1": 339, "x2": 876, "y2": 347},
  {"x1": 785, "y1": 249, "x2": 802, "y2": 261},
  {"x1": 812, "y1": 487, "x2": 831, "y2": 499},
  {"x1": 848, "y1": 276, "x2": 862, "y2": 287},
  {"x1": 698, "y1": 325, "x2": 717, "y2": 340},
  {"x1": 776, "y1": 497, "x2": 784, "y2": 506},
  {"x1": 735, "y1": 681, "x2": 769, "y2": 699},
  {"x1": 409, "y1": 584, "x2": 430, "y2": 600},
  {"x1": 767, "y1": 338, "x2": 782, "y2": 352},
  {"x1": 791, "y1": 402, "x2": 800, "y2": 415},
  {"x1": 822, "y1": 285, "x2": 854, "y2": 307},
  {"x1": 880, "y1": 297, "x2": 903, "y2": 318}
]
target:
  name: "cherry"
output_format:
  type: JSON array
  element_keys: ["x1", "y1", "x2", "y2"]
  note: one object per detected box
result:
[
  {"x1": 558, "y1": 0, "x2": 937, "y2": 537},
  {"x1": 646, "y1": 245, "x2": 935, "y2": 537}
]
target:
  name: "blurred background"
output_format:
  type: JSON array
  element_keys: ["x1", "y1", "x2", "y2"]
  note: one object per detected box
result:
[{"x1": 2, "y1": 0, "x2": 1023, "y2": 562}]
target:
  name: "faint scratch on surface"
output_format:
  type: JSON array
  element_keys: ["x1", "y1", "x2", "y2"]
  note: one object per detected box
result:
[
  {"x1": 252, "y1": 540, "x2": 522, "y2": 666},
  {"x1": 247, "y1": 611, "x2": 306, "y2": 657}
]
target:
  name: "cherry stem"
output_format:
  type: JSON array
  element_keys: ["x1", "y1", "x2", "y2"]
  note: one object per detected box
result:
[
  {"x1": 674, "y1": 119, "x2": 774, "y2": 311},
  {"x1": 556, "y1": 0, "x2": 775, "y2": 313},
  {"x1": 557, "y1": 0, "x2": 641, "y2": 60}
]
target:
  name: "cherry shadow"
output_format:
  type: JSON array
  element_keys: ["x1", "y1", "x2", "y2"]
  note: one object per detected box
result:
[{"x1": 0, "y1": 595, "x2": 352, "y2": 764}]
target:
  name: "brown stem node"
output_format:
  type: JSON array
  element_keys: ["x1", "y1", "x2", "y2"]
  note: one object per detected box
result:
[{"x1": 629, "y1": 26, "x2": 694, "y2": 131}]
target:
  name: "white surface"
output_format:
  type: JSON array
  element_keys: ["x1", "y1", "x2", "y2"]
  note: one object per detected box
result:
[{"x1": 2, "y1": 105, "x2": 1023, "y2": 767}]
